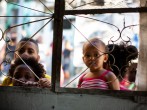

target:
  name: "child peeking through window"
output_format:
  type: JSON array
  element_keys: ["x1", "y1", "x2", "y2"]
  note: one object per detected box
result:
[{"x1": 9, "y1": 57, "x2": 50, "y2": 88}]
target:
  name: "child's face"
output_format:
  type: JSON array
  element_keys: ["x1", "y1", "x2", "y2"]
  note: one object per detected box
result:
[
  {"x1": 15, "y1": 41, "x2": 40, "y2": 61},
  {"x1": 12, "y1": 64, "x2": 36, "y2": 86},
  {"x1": 83, "y1": 44, "x2": 108, "y2": 71}
]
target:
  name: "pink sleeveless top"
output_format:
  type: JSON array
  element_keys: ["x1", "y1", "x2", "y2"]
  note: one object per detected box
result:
[{"x1": 78, "y1": 70, "x2": 110, "y2": 90}]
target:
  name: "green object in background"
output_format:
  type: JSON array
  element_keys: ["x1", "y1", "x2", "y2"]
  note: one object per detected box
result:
[{"x1": 128, "y1": 83, "x2": 135, "y2": 90}]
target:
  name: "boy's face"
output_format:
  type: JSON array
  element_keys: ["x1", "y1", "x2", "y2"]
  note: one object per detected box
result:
[
  {"x1": 15, "y1": 41, "x2": 40, "y2": 61},
  {"x1": 12, "y1": 64, "x2": 36, "y2": 86}
]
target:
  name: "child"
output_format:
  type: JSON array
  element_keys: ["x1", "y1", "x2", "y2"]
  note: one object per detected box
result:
[
  {"x1": 107, "y1": 43, "x2": 138, "y2": 90},
  {"x1": 108, "y1": 43, "x2": 138, "y2": 90},
  {"x1": 78, "y1": 38, "x2": 120, "y2": 90},
  {"x1": 2, "y1": 37, "x2": 51, "y2": 88},
  {"x1": 10, "y1": 57, "x2": 49, "y2": 87}
]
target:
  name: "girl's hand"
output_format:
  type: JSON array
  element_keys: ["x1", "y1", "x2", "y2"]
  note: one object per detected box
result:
[{"x1": 38, "y1": 78, "x2": 51, "y2": 88}]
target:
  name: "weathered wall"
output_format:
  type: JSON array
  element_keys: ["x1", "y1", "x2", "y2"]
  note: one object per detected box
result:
[{"x1": 0, "y1": 87, "x2": 147, "y2": 110}]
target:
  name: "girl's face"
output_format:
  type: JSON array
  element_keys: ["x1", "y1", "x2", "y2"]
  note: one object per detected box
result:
[
  {"x1": 12, "y1": 64, "x2": 36, "y2": 86},
  {"x1": 83, "y1": 44, "x2": 108, "y2": 71},
  {"x1": 15, "y1": 41, "x2": 40, "y2": 61}
]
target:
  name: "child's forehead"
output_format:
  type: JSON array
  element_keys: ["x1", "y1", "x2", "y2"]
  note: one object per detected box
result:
[
  {"x1": 85, "y1": 43, "x2": 104, "y2": 50},
  {"x1": 83, "y1": 43, "x2": 105, "y2": 53},
  {"x1": 15, "y1": 64, "x2": 33, "y2": 73},
  {"x1": 84, "y1": 48, "x2": 103, "y2": 54},
  {"x1": 16, "y1": 64, "x2": 29, "y2": 69},
  {"x1": 17, "y1": 41, "x2": 37, "y2": 49}
]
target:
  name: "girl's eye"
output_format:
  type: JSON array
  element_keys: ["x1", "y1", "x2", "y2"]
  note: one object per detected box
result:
[
  {"x1": 28, "y1": 49, "x2": 35, "y2": 54},
  {"x1": 14, "y1": 72, "x2": 21, "y2": 79},
  {"x1": 94, "y1": 54, "x2": 99, "y2": 57},
  {"x1": 28, "y1": 50, "x2": 33, "y2": 54},
  {"x1": 85, "y1": 54, "x2": 91, "y2": 58},
  {"x1": 25, "y1": 75, "x2": 31, "y2": 79},
  {"x1": 18, "y1": 49, "x2": 24, "y2": 54}
]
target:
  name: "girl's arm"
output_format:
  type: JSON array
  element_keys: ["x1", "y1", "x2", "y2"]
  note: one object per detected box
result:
[
  {"x1": 78, "y1": 78, "x2": 82, "y2": 88},
  {"x1": 107, "y1": 72, "x2": 120, "y2": 90},
  {"x1": 78, "y1": 74, "x2": 85, "y2": 88}
]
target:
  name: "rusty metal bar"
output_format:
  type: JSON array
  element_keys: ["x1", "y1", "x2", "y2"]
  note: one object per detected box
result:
[
  {"x1": 65, "y1": 7, "x2": 147, "y2": 15},
  {"x1": 51, "y1": 0, "x2": 65, "y2": 92},
  {"x1": 0, "y1": 16, "x2": 52, "y2": 17}
]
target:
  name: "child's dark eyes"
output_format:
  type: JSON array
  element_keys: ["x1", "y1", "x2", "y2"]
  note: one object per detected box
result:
[
  {"x1": 18, "y1": 49, "x2": 24, "y2": 54},
  {"x1": 14, "y1": 72, "x2": 21, "y2": 79},
  {"x1": 25, "y1": 75, "x2": 31, "y2": 79},
  {"x1": 18, "y1": 49, "x2": 34, "y2": 54},
  {"x1": 94, "y1": 53, "x2": 99, "y2": 57},
  {"x1": 14, "y1": 73, "x2": 31, "y2": 80},
  {"x1": 28, "y1": 50, "x2": 34, "y2": 54},
  {"x1": 84, "y1": 53, "x2": 99, "y2": 58},
  {"x1": 85, "y1": 54, "x2": 91, "y2": 58}
]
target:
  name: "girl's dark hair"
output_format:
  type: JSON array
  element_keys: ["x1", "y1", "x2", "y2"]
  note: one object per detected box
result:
[
  {"x1": 8, "y1": 57, "x2": 45, "y2": 82},
  {"x1": 107, "y1": 43, "x2": 138, "y2": 79},
  {"x1": 83, "y1": 38, "x2": 108, "y2": 53},
  {"x1": 19, "y1": 37, "x2": 39, "y2": 52}
]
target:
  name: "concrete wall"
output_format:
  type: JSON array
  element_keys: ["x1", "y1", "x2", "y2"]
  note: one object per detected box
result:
[{"x1": 0, "y1": 87, "x2": 147, "y2": 110}]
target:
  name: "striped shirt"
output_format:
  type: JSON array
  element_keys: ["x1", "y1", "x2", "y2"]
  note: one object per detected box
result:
[{"x1": 78, "y1": 71, "x2": 109, "y2": 90}]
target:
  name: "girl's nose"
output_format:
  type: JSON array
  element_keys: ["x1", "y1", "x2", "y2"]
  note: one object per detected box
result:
[
  {"x1": 21, "y1": 52, "x2": 29, "y2": 58},
  {"x1": 91, "y1": 56, "x2": 96, "y2": 60}
]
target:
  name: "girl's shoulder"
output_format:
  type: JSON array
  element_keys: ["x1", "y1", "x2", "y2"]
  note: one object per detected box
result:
[
  {"x1": 105, "y1": 70, "x2": 118, "y2": 80},
  {"x1": 44, "y1": 74, "x2": 51, "y2": 80},
  {"x1": 101, "y1": 70, "x2": 110, "y2": 76},
  {"x1": 2, "y1": 77, "x2": 12, "y2": 86},
  {"x1": 79, "y1": 73, "x2": 87, "y2": 80},
  {"x1": 105, "y1": 70, "x2": 115, "y2": 76}
]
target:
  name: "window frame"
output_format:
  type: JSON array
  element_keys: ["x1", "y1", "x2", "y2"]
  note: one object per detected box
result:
[{"x1": 51, "y1": 0, "x2": 147, "y2": 100}]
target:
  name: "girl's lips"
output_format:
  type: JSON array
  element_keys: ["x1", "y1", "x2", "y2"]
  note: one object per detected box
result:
[
  {"x1": 15, "y1": 82, "x2": 26, "y2": 86},
  {"x1": 90, "y1": 62, "x2": 96, "y2": 65},
  {"x1": 89, "y1": 63, "x2": 97, "y2": 68}
]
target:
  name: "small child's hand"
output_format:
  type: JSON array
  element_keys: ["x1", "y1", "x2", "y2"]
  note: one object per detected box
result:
[{"x1": 38, "y1": 78, "x2": 51, "y2": 88}]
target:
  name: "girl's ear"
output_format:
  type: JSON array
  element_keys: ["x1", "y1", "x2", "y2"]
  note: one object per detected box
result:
[
  {"x1": 37, "y1": 55, "x2": 40, "y2": 61},
  {"x1": 82, "y1": 56, "x2": 84, "y2": 62},
  {"x1": 14, "y1": 53, "x2": 18, "y2": 60},
  {"x1": 104, "y1": 54, "x2": 108, "y2": 63},
  {"x1": 82, "y1": 56, "x2": 86, "y2": 63}
]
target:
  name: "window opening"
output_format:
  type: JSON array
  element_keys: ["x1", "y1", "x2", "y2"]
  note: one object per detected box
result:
[
  {"x1": 0, "y1": 0, "x2": 54, "y2": 88},
  {"x1": 62, "y1": 13, "x2": 139, "y2": 90}
]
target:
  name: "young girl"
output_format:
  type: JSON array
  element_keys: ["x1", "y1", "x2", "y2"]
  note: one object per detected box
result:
[
  {"x1": 78, "y1": 38, "x2": 120, "y2": 90},
  {"x1": 9, "y1": 57, "x2": 50, "y2": 88}
]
